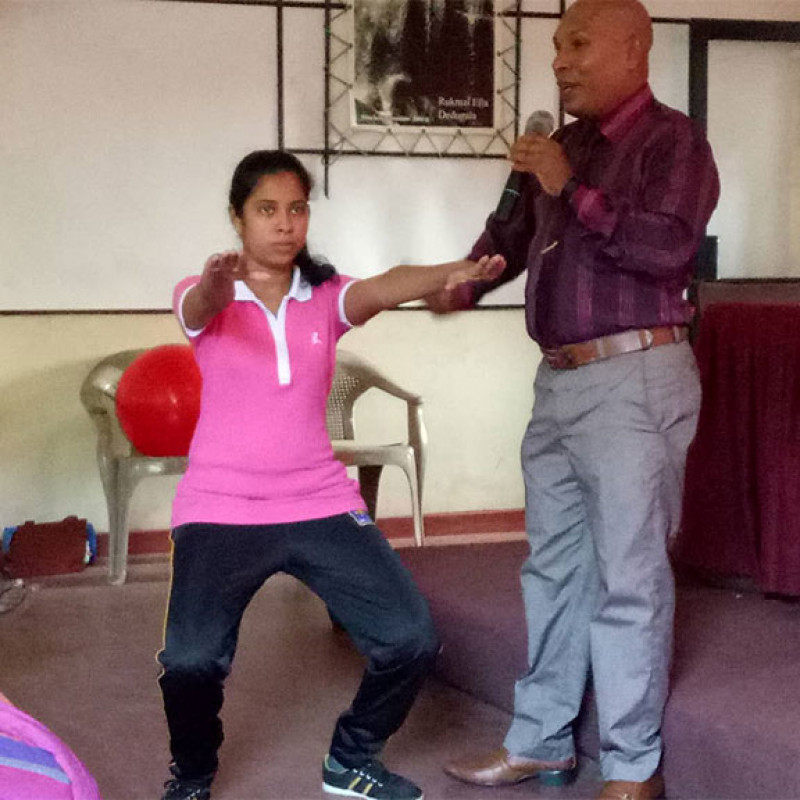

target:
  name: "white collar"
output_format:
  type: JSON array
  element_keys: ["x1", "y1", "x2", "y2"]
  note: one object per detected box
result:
[{"x1": 233, "y1": 267, "x2": 312, "y2": 304}]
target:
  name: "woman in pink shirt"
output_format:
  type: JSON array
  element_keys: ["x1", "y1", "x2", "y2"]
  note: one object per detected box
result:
[{"x1": 158, "y1": 150, "x2": 504, "y2": 800}]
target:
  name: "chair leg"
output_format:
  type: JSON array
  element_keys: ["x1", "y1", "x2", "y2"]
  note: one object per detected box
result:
[
  {"x1": 107, "y1": 463, "x2": 137, "y2": 585},
  {"x1": 357, "y1": 465, "x2": 383, "y2": 523},
  {"x1": 98, "y1": 457, "x2": 123, "y2": 585},
  {"x1": 400, "y1": 456, "x2": 425, "y2": 547}
]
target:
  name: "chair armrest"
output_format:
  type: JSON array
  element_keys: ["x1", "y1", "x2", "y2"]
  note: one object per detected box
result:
[
  {"x1": 334, "y1": 349, "x2": 422, "y2": 405},
  {"x1": 364, "y1": 373, "x2": 423, "y2": 406},
  {"x1": 331, "y1": 440, "x2": 409, "y2": 466}
]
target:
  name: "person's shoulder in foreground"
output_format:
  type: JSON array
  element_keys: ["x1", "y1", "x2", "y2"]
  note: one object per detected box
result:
[{"x1": 0, "y1": 692, "x2": 103, "y2": 800}]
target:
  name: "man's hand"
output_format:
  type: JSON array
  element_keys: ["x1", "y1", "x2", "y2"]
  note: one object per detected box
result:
[
  {"x1": 509, "y1": 133, "x2": 573, "y2": 196},
  {"x1": 198, "y1": 250, "x2": 246, "y2": 313},
  {"x1": 425, "y1": 283, "x2": 473, "y2": 314},
  {"x1": 425, "y1": 254, "x2": 506, "y2": 315}
]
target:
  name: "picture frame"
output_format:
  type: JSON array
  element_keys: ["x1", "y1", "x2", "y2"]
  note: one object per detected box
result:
[{"x1": 326, "y1": 0, "x2": 521, "y2": 158}]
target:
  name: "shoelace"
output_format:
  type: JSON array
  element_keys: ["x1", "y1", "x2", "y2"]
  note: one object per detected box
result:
[
  {"x1": 353, "y1": 762, "x2": 388, "y2": 787},
  {"x1": 163, "y1": 778, "x2": 208, "y2": 799}
]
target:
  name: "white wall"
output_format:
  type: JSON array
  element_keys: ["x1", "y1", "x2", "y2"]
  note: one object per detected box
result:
[
  {"x1": 645, "y1": 0, "x2": 800, "y2": 19},
  {"x1": 0, "y1": 1, "x2": 281, "y2": 310},
  {"x1": 0, "y1": 0, "x2": 700, "y2": 311},
  {"x1": 707, "y1": 40, "x2": 800, "y2": 277},
  {"x1": 0, "y1": 0, "x2": 518, "y2": 309},
  {"x1": 3, "y1": 1, "x2": 800, "y2": 311}
]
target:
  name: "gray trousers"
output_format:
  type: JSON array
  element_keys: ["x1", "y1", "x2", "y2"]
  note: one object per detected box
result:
[{"x1": 503, "y1": 341, "x2": 700, "y2": 782}]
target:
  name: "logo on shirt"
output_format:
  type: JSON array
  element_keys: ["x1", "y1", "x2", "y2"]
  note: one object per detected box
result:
[{"x1": 311, "y1": 331, "x2": 322, "y2": 345}]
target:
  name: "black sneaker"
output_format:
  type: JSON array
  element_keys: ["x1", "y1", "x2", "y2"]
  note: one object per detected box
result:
[
  {"x1": 161, "y1": 770, "x2": 213, "y2": 800},
  {"x1": 322, "y1": 755, "x2": 423, "y2": 799}
]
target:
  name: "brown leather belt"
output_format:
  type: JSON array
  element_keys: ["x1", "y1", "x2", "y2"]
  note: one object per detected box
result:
[{"x1": 541, "y1": 326, "x2": 689, "y2": 370}]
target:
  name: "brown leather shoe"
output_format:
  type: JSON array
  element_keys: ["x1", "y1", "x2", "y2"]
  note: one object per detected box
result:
[
  {"x1": 598, "y1": 774, "x2": 665, "y2": 800},
  {"x1": 443, "y1": 747, "x2": 576, "y2": 787}
]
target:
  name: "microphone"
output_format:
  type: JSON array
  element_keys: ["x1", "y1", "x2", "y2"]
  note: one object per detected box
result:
[{"x1": 494, "y1": 110, "x2": 556, "y2": 222}]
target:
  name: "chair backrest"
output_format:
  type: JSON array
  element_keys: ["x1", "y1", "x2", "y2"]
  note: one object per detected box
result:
[
  {"x1": 80, "y1": 349, "x2": 144, "y2": 411},
  {"x1": 326, "y1": 350, "x2": 421, "y2": 442},
  {"x1": 326, "y1": 352, "x2": 373, "y2": 440},
  {"x1": 80, "y1": 349, "x2": 147, "y2": 457},
  {"x1": 83, "y1": 347, "x2": 417, "y2": 453}
]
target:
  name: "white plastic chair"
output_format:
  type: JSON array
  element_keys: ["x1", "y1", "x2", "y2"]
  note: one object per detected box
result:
[
  {"x1": 80, "y1": 349, "x2": 186, "y2": 585},
  {"x1": 326, "y1": 350, "x2": 427, "y2": 548},
  {"x1": 81, "y1": 348, "x2": 427, "y2": 584}
]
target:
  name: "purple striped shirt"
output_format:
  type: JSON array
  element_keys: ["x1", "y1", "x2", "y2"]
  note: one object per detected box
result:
[{"x1": 469, "y1": 85, "x2": 720, "y2": 347}]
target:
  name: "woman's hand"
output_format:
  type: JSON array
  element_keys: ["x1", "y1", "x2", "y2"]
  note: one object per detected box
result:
[
  {"x1": 198, "y1": 251, "x2": 246, "y2": 313},
  {"x1": 183, "y1": 251, "x2": 246, "y2": 330},
  {"x1": 443, "y1": 254, "x2": 506, "y2": 292}
]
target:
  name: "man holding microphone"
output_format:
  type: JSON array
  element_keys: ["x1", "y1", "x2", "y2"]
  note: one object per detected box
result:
[{"x1": 429, "y1": 1, "x2": 719, "y2": 798}]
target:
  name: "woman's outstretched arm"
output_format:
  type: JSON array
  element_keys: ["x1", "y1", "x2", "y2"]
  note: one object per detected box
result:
[{"x1": 344, "y1": 254, "x2": 505, "y2": 326}]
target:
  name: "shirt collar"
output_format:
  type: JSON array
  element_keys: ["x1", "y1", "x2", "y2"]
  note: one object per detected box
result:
[
  {"x1": 233, "y1": 266, "x2": 312, "y2": 304},
  {"x1": 599, "y1": 84, "x2": 654, "y2": 143}
]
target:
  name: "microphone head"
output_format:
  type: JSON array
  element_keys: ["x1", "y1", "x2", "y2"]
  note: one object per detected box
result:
[{"x1": 524, "y1": 110, "x2": 555, "y2": 137}]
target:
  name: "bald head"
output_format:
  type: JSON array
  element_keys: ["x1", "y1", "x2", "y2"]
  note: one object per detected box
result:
[
  {"x1": 566, "y1": 0, "x2": 653, "y2": 54},
  {"x1": 553, "y1": 0, "x2": 653, "y2": 118}
]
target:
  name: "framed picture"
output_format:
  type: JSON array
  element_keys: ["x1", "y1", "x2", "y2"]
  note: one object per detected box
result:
[
  {"x1": 326, "y1": 0, "x2": 520, "y2": 157},
  {"x1": 352, "y1": 0, "x2": 495, "y2": 129}
]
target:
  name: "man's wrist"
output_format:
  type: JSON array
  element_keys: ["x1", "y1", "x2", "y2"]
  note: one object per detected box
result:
[{"x1": 452, "y1": 280, "x2": 476, "y2": 310}]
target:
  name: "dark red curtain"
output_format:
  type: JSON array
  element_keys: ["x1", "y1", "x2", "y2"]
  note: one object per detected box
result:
[{"x1": 675, "y1": 303, "x2": 800, "y2": 596}]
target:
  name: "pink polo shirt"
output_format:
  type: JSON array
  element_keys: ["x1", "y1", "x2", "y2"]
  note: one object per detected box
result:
[{"x1": 171, "y1": 269, "x2": 365, "y2": 528}]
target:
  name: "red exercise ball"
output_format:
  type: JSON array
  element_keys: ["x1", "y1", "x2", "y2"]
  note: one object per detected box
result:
[{"x1": 116, "y1": 344, "x2": 202, "y2": 457}]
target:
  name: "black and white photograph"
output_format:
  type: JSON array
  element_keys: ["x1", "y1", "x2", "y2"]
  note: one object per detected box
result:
[{"x1": 351, "y1": 0, "x2": 496, "y2": 128}]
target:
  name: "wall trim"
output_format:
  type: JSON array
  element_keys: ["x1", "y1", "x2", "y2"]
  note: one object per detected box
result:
[{"x1": 94, "y1": 508, "x2": 527, "y2": 557}]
